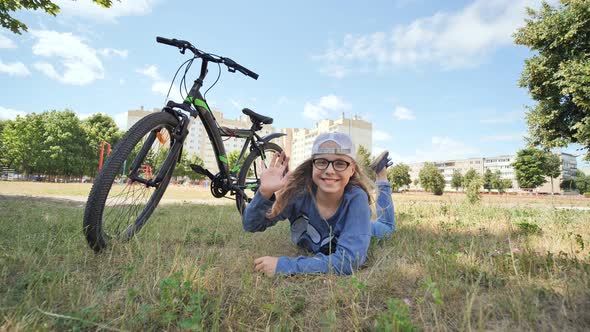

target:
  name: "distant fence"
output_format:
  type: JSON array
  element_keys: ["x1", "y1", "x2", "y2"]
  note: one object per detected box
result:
[{"x1": 1, "y1": 167, "x2": 15, "y2": 181}]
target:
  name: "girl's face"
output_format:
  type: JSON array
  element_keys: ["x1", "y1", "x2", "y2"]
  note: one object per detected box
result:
[{"x1": 311, "y1": 154, "x2": 356, "y2": 196}]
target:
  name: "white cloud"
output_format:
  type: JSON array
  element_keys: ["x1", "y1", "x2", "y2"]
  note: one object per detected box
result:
[
  {"x1": 0, "y1": 60, "x2": 30, "y2": 76},
  {"x1": 393, "y1": 106, "x2": 415, "y2": 120},
  {"x1": 0, "y1": 106, "x2": 27, "y2": 120},
  {"x1": 0, "y1": 34, "x2": 16, "y2": 49},
  {"x1": 400, "y1": 136, "x2": 479, "y2": 163},
  {"x1": 136, "y1": 65, "x2": 161, "y2": 80},
  {"x1": 31, "y1": 30, "x2": 104, "y2": 85},
  {"x1": 303, "y1": 102, "x2": 328, "y2": 121},
  {"x1": 55, "y1": 0, "x2": 157, "y2": 21},
  {"x1": 302, "y1": 95, "x2": 352, "y2": 121},
  {"x1": 318, "y1": 95, "x2": 352, "y2": 111},
  {"x1": 315, "y1": 0, "x2": 545, "y2": 73},
  {"x1": 481, "y1": 134, "x2": 525, "y2": 142},
  {"x1": 373, "y1": 130, "x2": 392, "y2": 141},
  {"x1": 100, "y1": 48, "x2": 128, "y2": 58}
]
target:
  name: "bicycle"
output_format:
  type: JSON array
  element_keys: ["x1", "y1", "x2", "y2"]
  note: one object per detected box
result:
[{"x1": 83, "y1": 37, "x2": 285, "y2": 252}]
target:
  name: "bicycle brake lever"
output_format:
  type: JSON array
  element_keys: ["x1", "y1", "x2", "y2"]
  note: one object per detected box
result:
[
  {"x1": 228, "y1": 67, "x2": 236, "y2": 73},
  {"x1": 180, "y1": 47, "x2": 186, "y2": 54}
]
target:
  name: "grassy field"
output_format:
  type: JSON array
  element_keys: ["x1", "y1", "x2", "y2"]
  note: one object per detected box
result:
[{"x1": 1, "y1": 191, "x2": 590, "y2": 331}]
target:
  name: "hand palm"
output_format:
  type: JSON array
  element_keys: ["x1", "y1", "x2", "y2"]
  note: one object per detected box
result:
[{"x1": 259, "y1": 152, "x2": 290, "y2": 196}]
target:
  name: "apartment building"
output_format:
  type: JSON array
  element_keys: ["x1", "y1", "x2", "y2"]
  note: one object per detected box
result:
[
  {"x1": 127, "y1": 106, "x2": 158, "y2": 129},
  {"x1": 278, "y1": 113, "x2": 372, "y2": 168},
  {"x1": 126, "y1": 107, "x2": 274, "y2": 173},
  {"x1": 408, "y1": 153, "x2": 577, "y2": 193}
]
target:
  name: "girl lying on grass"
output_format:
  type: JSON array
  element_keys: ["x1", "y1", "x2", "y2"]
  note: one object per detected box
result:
[{"x1": 242, "y1": 132, "x2": 395, "y2": 276}]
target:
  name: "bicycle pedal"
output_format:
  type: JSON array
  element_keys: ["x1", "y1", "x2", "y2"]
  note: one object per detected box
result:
[{"x1": 190, "y1": 164, "x2": 214, "y2": 179}]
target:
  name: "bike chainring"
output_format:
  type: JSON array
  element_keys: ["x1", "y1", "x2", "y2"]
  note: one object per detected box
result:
[{"x1": 210, "y1": 173, "x2": 229, "y2": 198}]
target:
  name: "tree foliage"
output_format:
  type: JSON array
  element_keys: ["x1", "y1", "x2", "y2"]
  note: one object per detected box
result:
[
  {"x1": 514, "y1": 0, "x2": 590, "y2": 158},
  {"x1": 466, "y1": 177, "x2": 482, "y2": 204},
  {"x1": 462, "y1": 168, "x2": 479, "y2": 189},
  {"x1": 512, "y1": 148, "x2": 548, "y2": 189},
  {"x1": 543, "y1": 152, "x2": 562, "y2": 194},
  {"x1": 356, "y1": 145, "x2": 373, "y2": 180},
  {"x1": 483, "y1": 169, "x2": 494, "y2": 193},
  {"x1": 450, "y1": 169, "x2": 463, "y2": 191},
  {"x1": 1, "y1": 0, "x2": 113, "y2": 34},
  {"x1": 0, "y1": 110, "x2": 121, "y2": 178},
  {"x1": 387, "y1": 163, "x2": 411, "y2": 191},
  {"x1": 574, "y1": 170, "x2": 590, "y2": 193},
  {"x1": 419, "y1": 162, "x2": 445, "y2": 195}
]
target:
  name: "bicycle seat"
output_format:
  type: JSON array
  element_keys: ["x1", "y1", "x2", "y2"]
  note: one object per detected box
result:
[{"x1": 242, "y1": 108, "x2": 273, "y2": 125}]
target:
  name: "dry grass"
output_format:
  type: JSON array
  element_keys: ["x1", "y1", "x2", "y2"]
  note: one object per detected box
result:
[{"x1": 1, "y1": 192, "x2": 589, "y2": 331}]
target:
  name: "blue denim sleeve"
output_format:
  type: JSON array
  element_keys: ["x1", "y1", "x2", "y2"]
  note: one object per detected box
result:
[
  {"x1": 242, "y1": 191, "x2": 287, "y2": 232},
  {"x1": 275, "y1": 193, "x2": 372, "y2": 275}
]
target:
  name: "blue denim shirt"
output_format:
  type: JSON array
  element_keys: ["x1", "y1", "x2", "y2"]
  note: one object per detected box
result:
[{"x1": 242, "y1": 185, "x2": 372, "y2": 275}]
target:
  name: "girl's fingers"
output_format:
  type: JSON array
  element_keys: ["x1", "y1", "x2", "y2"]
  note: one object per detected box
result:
[{"x1": 269, "y1": 152, "x2": 278, "y2": 168}]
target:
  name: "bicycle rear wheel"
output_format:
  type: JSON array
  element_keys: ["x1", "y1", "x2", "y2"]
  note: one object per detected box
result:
[
  {"x1": 235, "y1": 142, "x2": 283, "y2": 214},
  {"x1": 83, "y1": 111, "x2": 180, "y2": 252}
]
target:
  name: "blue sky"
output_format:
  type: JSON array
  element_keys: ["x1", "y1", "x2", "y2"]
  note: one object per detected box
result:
[{"x1": 1, "y1": 0, "x2": 585, "y2": 165}]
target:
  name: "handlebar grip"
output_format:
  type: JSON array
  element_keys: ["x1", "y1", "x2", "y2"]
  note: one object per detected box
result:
[
  {"x1": 156, "y1": 36, "x2": 176, "y2": 46},
  {"x1": 241, "y1": 67, "x2": 259, "y2": 80}
]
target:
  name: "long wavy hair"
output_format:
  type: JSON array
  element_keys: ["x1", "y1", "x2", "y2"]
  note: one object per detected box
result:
[{"x1": 267, "y1": 157, "x2": 376, "y2": 219}]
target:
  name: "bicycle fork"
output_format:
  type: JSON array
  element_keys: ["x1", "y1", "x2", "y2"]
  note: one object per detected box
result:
[{"x1": 127, "y1": 110, "x2": 190, "y2": 187}]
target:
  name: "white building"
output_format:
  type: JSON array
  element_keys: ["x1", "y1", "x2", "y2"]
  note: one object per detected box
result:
[
  {"x1": 409, "y1": 153, "x2": 577, "y2": 194},
  {"x1": 278, "y1": 113, "x2": 372, "y2": 168}
]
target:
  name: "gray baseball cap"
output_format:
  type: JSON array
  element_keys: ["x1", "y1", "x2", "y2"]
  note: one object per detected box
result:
[{"x1": 311, "y1": 132, "x2": 355, "y2": 158}]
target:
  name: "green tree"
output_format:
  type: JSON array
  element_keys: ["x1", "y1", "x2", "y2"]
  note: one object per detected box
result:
[
  {"x1": 466, "y1": 178, "x2": 482, "y2": 204},
  {"x1": 173, "y1": 151, "x2": 205, "y2": 180},
  {"x1": 419, "y1": 162, "x2": 445, "y2": 195},
  {"x1": 1, "y1": 0, "x2": 114, "y2": 34},
  {"x1": 502, "y1": 179, "x2": 513, "y2": 191},
  {"x1": 1, "y1": 113, "x2": 45, "y2": 175},
  {"x1": 543, "y1": 153, "x2": 562, "y2": 195},
  {"x1": 514, "y1": 0, "x2": 590, "y2": 159},
  {"x1": 387, "y1": 163, "x2": 411, "y2": 191},
  {"x1": 483, "y1": 169, "x2": 493, "y2": 193},
  {"x1": 40, "y1": 110, "x2": 90, "y2": 178},
  {"x1": 227, "y1": 150, "x2": 241, "y2": 173},
  {"x1": 491, "y1": 170, "x2": 507, "y2": 193},
  {"x1": 450, "y1": 169, "x2": 463, "y2": 191},
  {"x1": 0, "y1": 119, "x2": 9, "y2": 166},
  {"x1": 82, "y1": 113, "x2": 123, "y2": 176},
  {"x1": 462, "y1": 168, "x2": 479, "y2": 189},
  {"x1": 512, "y1": 148, "x2": 547, "y2": 190},
  {"x1": 187, "y1": 154, "x2": 205, "y2": 181},
  {"x1": 356, "y1": 145, "x2": 373, "y2": 180},
  {"x1": 574, "y1": 170, "x2": 590, "y2": 194}
]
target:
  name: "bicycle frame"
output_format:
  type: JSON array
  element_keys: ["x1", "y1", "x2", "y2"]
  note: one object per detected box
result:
[{"x1": 130, "y1": 51, "x2": 284, "y2": 194}]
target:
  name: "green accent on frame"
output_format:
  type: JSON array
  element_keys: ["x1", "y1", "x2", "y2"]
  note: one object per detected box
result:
[
  {"x1": 219, "y1": 155, "x2": 228, "y2": 164},
  {"x1": 246, "y1": 184, "x2": 257, "y2": 189},
  {"x1": 231, "y1": 164, "x2": 241, "y2": 172},
  {"x1": 185, "y1": 97, "x2": 211, "y2": 112}
]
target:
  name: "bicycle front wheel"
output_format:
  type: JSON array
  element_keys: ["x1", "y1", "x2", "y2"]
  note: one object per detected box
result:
[
  {"x1": 83, "y1": 111, "x2": 180, "y2": 252},
  {"x1": 236, "y1": 142, "x2": 283, "y2": 214}
]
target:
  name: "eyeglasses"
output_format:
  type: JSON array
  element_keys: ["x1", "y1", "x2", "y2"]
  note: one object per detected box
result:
[{"x1": 312, "y1": 158, "x2": 351, "y2": 171}]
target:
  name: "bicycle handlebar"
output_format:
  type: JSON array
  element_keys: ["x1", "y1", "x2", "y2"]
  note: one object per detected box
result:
[{"x1": 156, "y1": 36, "x2": 259, "y2": 80}]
